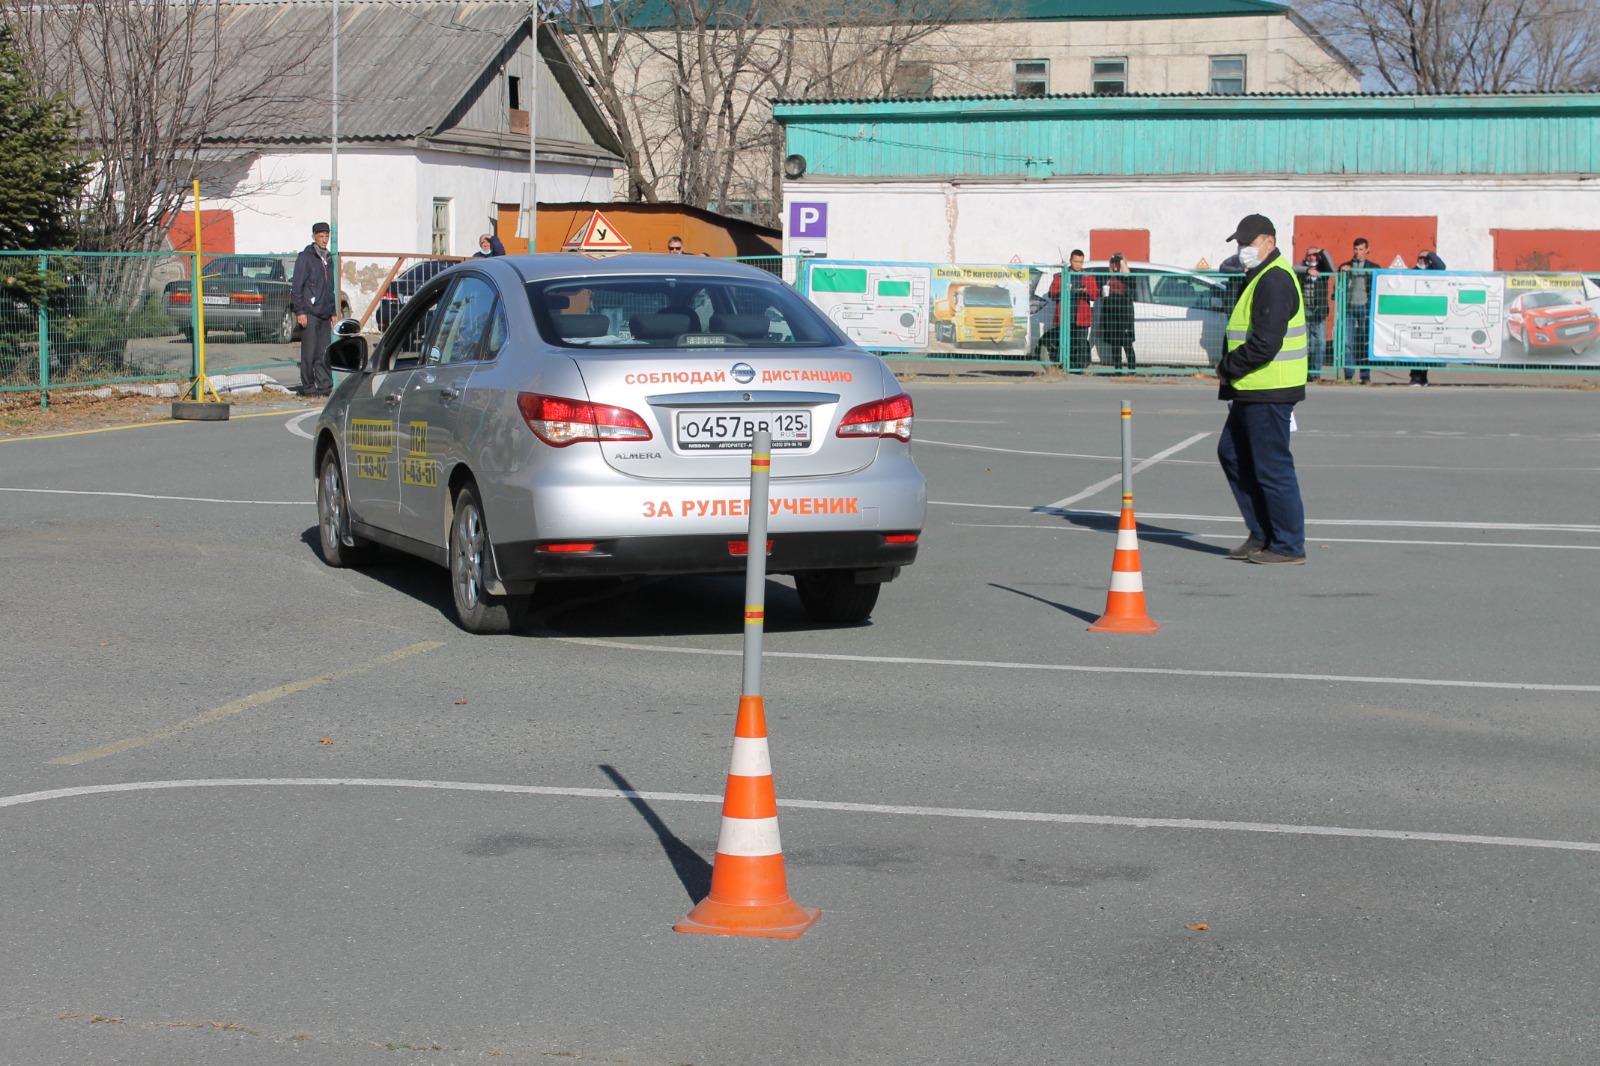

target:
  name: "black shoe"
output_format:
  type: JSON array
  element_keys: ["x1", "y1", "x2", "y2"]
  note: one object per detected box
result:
[
  {"x1": 1246, "y1": 549, "x2": 1307, "y2": 565},
  {"x1": 1228, "y1": 535, "x2": 1264, "y2": 560}
]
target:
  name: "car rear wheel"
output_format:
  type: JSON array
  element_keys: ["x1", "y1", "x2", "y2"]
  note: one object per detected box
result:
[
  {"x1": 272, "y1": 307, "x2": 297, "y2": 344},
  {"x1": 795, "y1": 569, "x2": 881, "y2": 625},
  {"x1": 449, "y1": 484, "x2": 527, "y2": 635},
  {"x1": 317, "y1": 450, "x2": 379, "y2": 568}
]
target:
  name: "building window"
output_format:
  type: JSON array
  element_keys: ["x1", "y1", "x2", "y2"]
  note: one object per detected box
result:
[
  {"x1": 891, "y1": 62, "x2": 933, "y2": 97},
  {"x1": 1014, "y1": 59, "x2": 1049, "y2": 97},
  {"x1": 431, "y1": 198, "x2": 451, "y2": 256},
  {"x1": 1091, "y1": 57, "x2": 1127, "y2": 95},
  {"x1": 508, "y1": 75, "x2": 521, "y2": 111},
  {"x1": 1210, "y1": 55, "x2": 1246, "y2": 94}
]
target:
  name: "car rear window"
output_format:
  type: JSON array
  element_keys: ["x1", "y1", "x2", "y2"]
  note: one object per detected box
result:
[{"x1": 527, "y1": 275, "x2": 841, "y2": 349}]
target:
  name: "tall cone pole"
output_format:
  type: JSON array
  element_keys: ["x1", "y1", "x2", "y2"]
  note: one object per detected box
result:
[
  {"x1": 675, "y1": 428, "x2": 820, "y2": 938},
  {"x1": 1088, "y1": 400, "x2": 1160, "y2": 634}
]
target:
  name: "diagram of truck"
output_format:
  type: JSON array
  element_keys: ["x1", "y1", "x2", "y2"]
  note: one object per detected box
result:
[
  {"x1": 804, "y1": 263, "x2": 930, "y2": 350},
  {"x1": 932, "y1": 282, "x2": 1021, "y2": 348}
]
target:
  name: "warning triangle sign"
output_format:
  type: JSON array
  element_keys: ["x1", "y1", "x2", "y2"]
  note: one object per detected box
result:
[
  {"x1": 1389, "y1": 254, "x2": 1407, "y2": 268},
  {"x1": 562, "y1": 210, "x2": 632, "y2": 253}
]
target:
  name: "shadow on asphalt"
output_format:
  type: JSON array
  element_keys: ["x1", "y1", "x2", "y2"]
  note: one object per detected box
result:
[
  {"x1": 989, "y1": 582, "x2": 1099, "y2": 625},
  {"x1": 1035, "y1": 507, "x2": 1233, "y2": 557},
  {"x1": 297, "y1": 526, "x2": 863, "y2": 638},
  {"x1": 600, "y1": 764, "x2": 712, "y2": 903}
]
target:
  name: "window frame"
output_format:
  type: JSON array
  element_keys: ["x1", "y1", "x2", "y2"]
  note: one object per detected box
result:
[
  {"x1": 1013, "y1": 59, "x2": 1049, "y2": 97},
  {"x1": 430, "y1": 198, "x2": 451, "y2": 257},
  {"x1": 1209, "y1": 54, "x2": 1247, "y2": 95},
  {"x1": 1091, "y1": 56, "x2": 1128, "y2": 95}
]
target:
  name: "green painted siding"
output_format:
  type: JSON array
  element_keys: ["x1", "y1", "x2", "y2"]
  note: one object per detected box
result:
[{"x1": 774, "y1": 94, "x2": 1600, "y2": 179}]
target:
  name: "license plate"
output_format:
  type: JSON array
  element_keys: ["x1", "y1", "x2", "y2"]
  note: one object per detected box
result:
[
  {"x1": 1559, "y1": 324, "x2": 1591, "y2": 337},
  {"x1": 202, "y1": 294, "x2": 230, "y2": 305},
  {"x1": 676, "y1": 410, "x2": 811, "y2": 451}
]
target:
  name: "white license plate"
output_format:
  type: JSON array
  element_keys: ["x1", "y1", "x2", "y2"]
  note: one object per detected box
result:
[
  {"x1": 202, "y1": 294, "x2": 230, "y2": 305},
  {"x1": 676, "y1": 410, "x2": 811, "y2": 451}
]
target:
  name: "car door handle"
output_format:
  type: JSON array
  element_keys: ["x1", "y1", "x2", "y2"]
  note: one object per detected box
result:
[
  {"x1": 440, "y1": 387, "x2": 460, "y2": 400},
  {"x1": 384, "y1": 393, "x2": 401, "y2": 406}
]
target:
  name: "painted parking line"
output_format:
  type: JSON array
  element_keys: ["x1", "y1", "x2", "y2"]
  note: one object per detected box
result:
[
  {"x1": 49, "y1": 642, "x2": 444, "y2": 766},
  {"x1": 1048, "y1": 432, "x2": 1212, "y2": 508},
  {"x1": 2, "y1": 777, "x2": 1596, "y2": 855},
  {"x1": 0, "y1": 487, "x2": 309, "y2": 506},
  {"x1": 551, "y1": 637, "x2": 1600, "y2": 694},
  {"x1": 952, "y1": 523, "x2": 1600, "y2": 551},
  {"x1": 285, "y1": 410, "x2": 318, "y2": 439},
  {"x1": 933, "y1": 500, "x2": 1600, "y2": 535}
]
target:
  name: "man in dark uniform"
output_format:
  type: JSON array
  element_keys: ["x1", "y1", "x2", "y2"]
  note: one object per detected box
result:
[
  {"x1": 292, "y1": 222, "x2": 335, "y2": 397},
  {"x1": 1216, "y1": 213, "x2": 1309, "y2": 565}
]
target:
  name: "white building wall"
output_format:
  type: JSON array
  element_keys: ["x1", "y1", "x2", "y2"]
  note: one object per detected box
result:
[{"x1": 783, "y1": 177, "x2": 1600, "y2": 271}]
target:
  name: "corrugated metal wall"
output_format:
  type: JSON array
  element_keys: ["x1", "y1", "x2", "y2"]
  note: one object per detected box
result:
[{"x1": 776, "y1": 95, "x2": 1600, "y2": 179}]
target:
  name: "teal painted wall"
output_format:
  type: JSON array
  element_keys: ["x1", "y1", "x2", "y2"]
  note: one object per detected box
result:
[{"x1": 774, "y1": 95, "x2": 1600, "y2": 179}]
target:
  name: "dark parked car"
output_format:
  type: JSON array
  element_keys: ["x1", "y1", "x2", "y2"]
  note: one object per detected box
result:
[
  {"x1": 163, "y1": 255, "x2": 350, "y2": 343},
  {"x1": 374, "y1": 259, "x2": 459, "y2": 331}
]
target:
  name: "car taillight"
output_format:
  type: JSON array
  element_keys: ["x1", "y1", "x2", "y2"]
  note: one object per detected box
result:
[
  {"x1": 837, "y1": 392, "x2": 913, "y2": 442},
  {"x1": 169, "y1": 292, "x2": 191, "y2": 304},
  {"x1": 536, "y1": 542, "x2": 597, "y2": 553},
  {"x1": 884, "y1": 533, "x2": 919, "y2": 544},
  {"x1": 230, "y1": 292, "x2": 265, "y2": 304},
  {"x1": 517, "y1": 392, "x2": 652, "y2": 447}
]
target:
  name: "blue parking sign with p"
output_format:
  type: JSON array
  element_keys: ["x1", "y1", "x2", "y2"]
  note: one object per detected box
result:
[{"x1": 790, "y1": 202, "x2": 828, "y2": 239}]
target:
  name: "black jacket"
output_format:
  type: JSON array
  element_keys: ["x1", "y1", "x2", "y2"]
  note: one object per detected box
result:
[
  {"x1": 1217, "y1": 247, "x2": 1304, "y2": 404},
  {"x1": 292, "y1": 244, "x2": 335, "y2": 318}
]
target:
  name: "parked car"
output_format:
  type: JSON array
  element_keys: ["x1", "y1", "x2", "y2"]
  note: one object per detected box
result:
[
  {"x1": 163, "y1": 255, "x2": 350, "y2": 343},
  {"x1": 1505, "y1": 289, "x2": 1599, "y2": 354},
  {"x1": 312, "y1": 254, "x2": 927, "y2": 633},
  {"x1": 1028, "y1": 261, "x2": 1232, "y2": 366},
  {"x1": 373, "y1": 258, "x2": 459, "y2": 330}
]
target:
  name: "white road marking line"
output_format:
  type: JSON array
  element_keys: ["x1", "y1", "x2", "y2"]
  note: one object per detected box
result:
[
  {"x1": 933, "y1": 500, "x2": 1600, "y2": 534},
  {"x1": 914, "y1": 419, "x2": 1007, "y2": 425},
  {"x1": 553, "y1": 637, "x2": 1600, "y2": 693},
  {"x1": 916, "y1": 438, "x2": 1121, "y2": 460},
  {"x1": 1048, "y1": 432, "x2": 1213, "y2": 508},
  {"x1": 950, "y1": 523, "x2": 1600, "y2": 551},
  {"x1": 285, "y1": 411, "x2": 318, "y2": 439},
  {"x1": 0, "y1": 487, "x2": 311, "y2": 506},
  {"x1": 2, "y1": 778, "x2": 1595, "y2": 855}
]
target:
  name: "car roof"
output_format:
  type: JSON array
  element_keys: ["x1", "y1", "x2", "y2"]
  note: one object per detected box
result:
[{"x1": 504, "y1": 252, "x2": 781, "y2": 285}]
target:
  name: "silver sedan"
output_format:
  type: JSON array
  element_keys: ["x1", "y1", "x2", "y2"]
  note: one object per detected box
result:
[{"x1": 312, "y1": 254, "x2": 927, "y2": 633}]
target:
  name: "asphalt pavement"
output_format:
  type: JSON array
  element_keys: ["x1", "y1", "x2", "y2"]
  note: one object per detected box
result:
[{"x1": 3, "y1": 378, "x2": 1598, "y2": 1064}]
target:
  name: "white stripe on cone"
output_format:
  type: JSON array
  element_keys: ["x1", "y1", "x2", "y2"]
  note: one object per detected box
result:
[
  {"x1": 1116, "y1": 528, "x2": 1140, "y2": 551},
  {"x1": 728, "y1": 736, "x2": 773, "y2": 777},
  {"x1": 1109, "y1": 570, "x2": 1145, "y2": 593},
  {"x1": 716, "y1": 815, "x2": 783, "y2": 856}
]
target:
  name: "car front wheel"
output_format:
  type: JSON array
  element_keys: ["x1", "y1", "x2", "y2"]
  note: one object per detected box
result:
[
  {"x1": 317, "y1": 450, "x2": 379, "y2": 567},
  {"x1": 795, "y1": 569, "x2": 881, "y2": 625},
  {"x1": 449, "y1": 484, "x2": 527, "y2": 634}
]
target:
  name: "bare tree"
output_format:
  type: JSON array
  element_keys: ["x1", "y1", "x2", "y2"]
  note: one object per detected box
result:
[
  {"x1": 1297, "y1": 0, "x2": 1600, "y2": 92},
  {"x1": 554, "y1": 0, "x2": 1010, "y2": 227},
  {"x1": 3, "y1": 0, "x2": 316, "y2": 264}
]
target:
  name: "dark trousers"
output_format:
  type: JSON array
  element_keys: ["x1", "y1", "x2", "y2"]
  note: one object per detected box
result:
[
  {"x1": 1217, "y1": 400, "x2": 1305, "y2": 557},
  {"x1": 1343, "y1": 310, "x2": 1370, "y2": 382},
  {"x1": 298, "y1": 314, "x2": 333, "y2": 391},
  {"x1": 1067, "y1": 322, "x2": 1091, "y2": 371}
]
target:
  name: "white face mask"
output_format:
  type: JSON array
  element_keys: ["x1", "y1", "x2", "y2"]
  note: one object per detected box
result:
[{"x1": 1237, "y1": 245, "x2": 1262, "y2": 269}]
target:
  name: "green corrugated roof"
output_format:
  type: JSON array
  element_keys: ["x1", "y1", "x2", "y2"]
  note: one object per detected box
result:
[
  {"x1": 773, "y1": 93, "x2": 1600, "y2": 179},
  {"x1": 587, "y1": 0, "x2": 1283, "y2": 31}
]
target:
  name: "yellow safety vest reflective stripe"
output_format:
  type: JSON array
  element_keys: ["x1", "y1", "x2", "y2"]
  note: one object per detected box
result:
[{"x1": 1226, "y1": 256, "x2": 1307, "y2": 392}]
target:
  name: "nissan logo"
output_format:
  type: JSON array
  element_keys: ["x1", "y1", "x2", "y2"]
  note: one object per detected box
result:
[{"x1": 731, "y1": 362, "x2": 756, "y2": 384}]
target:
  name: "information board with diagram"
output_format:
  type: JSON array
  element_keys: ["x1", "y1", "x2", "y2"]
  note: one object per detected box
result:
[{"x1": 1371, "y1": 271, "x2": 1600, "y2": 365}]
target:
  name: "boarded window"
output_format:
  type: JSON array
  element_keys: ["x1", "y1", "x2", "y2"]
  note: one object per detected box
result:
[
  {"x1": 431, "y1": 199, "x2": 451, "y2": 257},
  {"x1": 892, "y1": 62, "x2": 933, "y2": 98}
]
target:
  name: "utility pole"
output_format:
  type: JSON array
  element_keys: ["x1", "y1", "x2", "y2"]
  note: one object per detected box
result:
[
  {"x1": 330, "y1": 0, "x2": 341, "y2": 276},
  {"x1": 525, "y1": 4, "x2": 538, "y2": 249}
]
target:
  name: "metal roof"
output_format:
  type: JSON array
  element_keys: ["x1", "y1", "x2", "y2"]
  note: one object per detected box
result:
[
  {"x1": 773, "y1": 92, "x2": 1600, "y2": 179},
  {"x1": 596, "y1": 0, "x2": 1285, "y2": 30}
]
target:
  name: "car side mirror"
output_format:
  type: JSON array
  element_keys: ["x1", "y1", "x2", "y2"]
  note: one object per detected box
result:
[
  {"x1": 334, "y1": 317, "x2": 363, "y2": 338},
  {"x1": 328, "y1": 333, "x2": 369, "y2": 373}
]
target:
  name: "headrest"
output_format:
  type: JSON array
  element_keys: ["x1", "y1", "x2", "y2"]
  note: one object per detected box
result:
[
  {"x1": 709, "y1": 313, "x2": 772, "y2": 341},
  {"x1": 629, "y1": 313, "x2": 692, "y2": 342},
  {"x1": 550, "y1": 314, "x2": 611, "y2": 340}
]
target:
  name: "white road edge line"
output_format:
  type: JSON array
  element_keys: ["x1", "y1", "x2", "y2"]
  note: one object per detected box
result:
[
  {"x1": 0, "y1": 487, "x2": 310, "y2": 506},
  {"x1": 932, "y1": 500, "x2": 1600, "y2": 534},
  {"x1": 951, "y1": 524, "x2": 1600, "y2": 551},
  {"x1": 553, "y1": 637, "x2": 1600, "y2": 693},
  {"x1": 2, "y1": 778, "x2": 1595, "y2": 854},
  {"x1": 286, "y1": 411, "x2": 318, "y2": 440},
  {"x1": 1049, "y1": 432, "x2": 1213, "y2": 509}
]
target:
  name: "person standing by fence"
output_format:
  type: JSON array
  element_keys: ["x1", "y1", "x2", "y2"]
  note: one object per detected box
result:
[
  {"x1": 1339, "y1": 238, "x2": 1374, "y2": 384},
  {"x1": 1096, "y1": 253, "x2": 1136, "y2": 371},
  {"x1": 1410, "y1": 249, "x2": 1447, "y2": 386},
  {"x1": 292, "y1": 222, "x2": 335, "y2": 397},
  {"x1": 1296, "y1": 247, "x2": 1333, "y2": 379},
  {"x1": 1048, "y1": 250, "x2": 1098, "y2": 372}
]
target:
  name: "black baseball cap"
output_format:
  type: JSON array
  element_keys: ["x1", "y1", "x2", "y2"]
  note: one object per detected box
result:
[
  {"x1": 312, "y1": 221, "x2": 330, "y2": 234},
  {"x1": 1226, "y1": 214, "x2": 1275, "y2": 243}
]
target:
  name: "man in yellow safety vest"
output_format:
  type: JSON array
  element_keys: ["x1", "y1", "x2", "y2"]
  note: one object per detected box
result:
[{"x1": 1216, "y1": 213, "x2": 1308, "y2": 565}]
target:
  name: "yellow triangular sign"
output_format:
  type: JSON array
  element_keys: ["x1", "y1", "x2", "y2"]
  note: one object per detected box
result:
[{"x1": 562, "y1": 210, "x2": 632, "y2": 252}]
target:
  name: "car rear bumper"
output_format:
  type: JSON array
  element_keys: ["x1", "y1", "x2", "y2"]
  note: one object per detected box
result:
[{"x1": 493, "y1": 530, "x2": 919, "y2": 583}]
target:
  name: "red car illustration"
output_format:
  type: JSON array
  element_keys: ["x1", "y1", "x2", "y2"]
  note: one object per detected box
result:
[{"x1": 1506, "y1": 290, "x2": 1600, "y2": 353}]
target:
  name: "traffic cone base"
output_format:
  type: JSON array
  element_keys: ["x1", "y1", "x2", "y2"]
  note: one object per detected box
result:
[{"x1": 675, "y1": 695, "x2": 819, "y2": 938}]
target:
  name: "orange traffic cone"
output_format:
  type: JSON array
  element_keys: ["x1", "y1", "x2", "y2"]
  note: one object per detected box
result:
[
  {"x1": 1088, "y1": 493, "x2": 1160, "y2": 634},
  {"x1": 675, "y1": 694, "x2": 820, "y2": 938}
]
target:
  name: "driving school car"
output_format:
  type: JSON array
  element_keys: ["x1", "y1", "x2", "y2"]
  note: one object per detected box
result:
[{"x1": 311, "y1": 254, "x2": 926, "y2": 633}]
